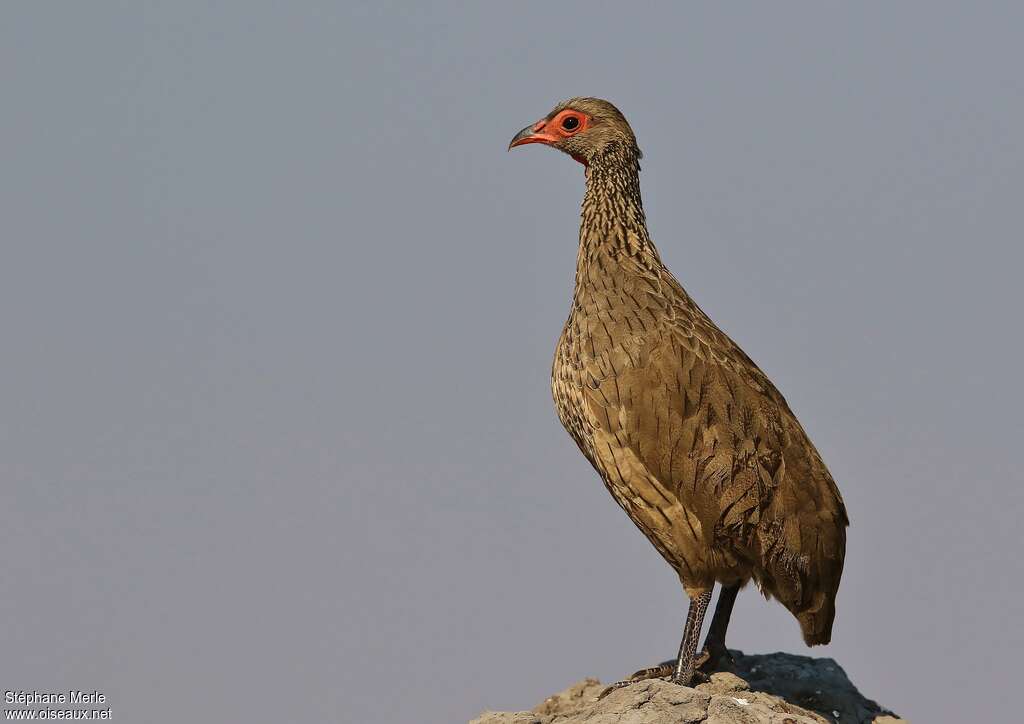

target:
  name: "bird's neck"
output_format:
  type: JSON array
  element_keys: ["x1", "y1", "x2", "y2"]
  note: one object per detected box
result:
[{"x1": 576, "y1": 146, "x2": 662, "y2": 289}]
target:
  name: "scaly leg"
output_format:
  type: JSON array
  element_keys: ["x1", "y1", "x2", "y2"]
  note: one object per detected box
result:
[
  {"x1": 673, "y1": 589, "x2": 713, "y2": 685},
  {"x1": 698, "y1": 583, "x2": 739, "y2": 672},
  {"x1": 598, "y1": 589, "x2": 714, "y2": 699}
]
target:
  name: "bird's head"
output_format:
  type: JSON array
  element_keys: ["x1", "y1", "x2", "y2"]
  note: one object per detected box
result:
[{"x1": 508, "y1": 97, "x2": 641, "y2": 168}]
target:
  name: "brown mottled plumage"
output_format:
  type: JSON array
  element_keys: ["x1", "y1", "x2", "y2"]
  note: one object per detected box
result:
[{"x1": 509, "y1": 98, "x2": 848, "y2": 687}]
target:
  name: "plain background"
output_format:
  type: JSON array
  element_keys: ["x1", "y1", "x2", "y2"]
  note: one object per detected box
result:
[{"x1": 2, "y1": 3, "x2": 1022, "y2": 722}]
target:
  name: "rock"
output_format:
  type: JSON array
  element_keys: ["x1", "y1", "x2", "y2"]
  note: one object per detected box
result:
[
  {"x1": 698, "y1": 672, "x2": 751, "y2": 695},
  {"x1": 731, "y1": 651, "x2": 901, "y2": 724},
  {"x1": 471, "y1": 651, "x2": 905, "y2": 724},
  {"x1": 470, "y1": 714, "x2": 541, "y2": 724},
  {"x1": 534, "y1": 678, "x2": 604, "y2": 718}
]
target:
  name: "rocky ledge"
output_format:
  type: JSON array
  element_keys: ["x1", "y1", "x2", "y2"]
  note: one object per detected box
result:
[{"x1": 471, "y1": 651, "x2": 905, "y2": 724}]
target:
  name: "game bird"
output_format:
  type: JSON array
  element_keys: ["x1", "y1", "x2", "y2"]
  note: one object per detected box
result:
[{"x1": 508, "y1": 98, "x2": 848, "y2": 691}]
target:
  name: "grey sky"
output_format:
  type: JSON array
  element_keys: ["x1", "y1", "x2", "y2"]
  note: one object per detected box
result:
[{"x1": 2, "y1": 3, "x2": 1022, "y2": 722}]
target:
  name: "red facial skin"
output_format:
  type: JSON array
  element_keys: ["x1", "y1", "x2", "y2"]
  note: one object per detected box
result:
[{"x1": 509, "y1": 110, "x2": 591, "y2": 166}]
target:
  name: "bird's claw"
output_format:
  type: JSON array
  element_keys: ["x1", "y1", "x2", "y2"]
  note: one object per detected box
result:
[
  {"x1": 597, "y1": 662, "x2": 674, "y2": 699},
  {"x1": 696, "y1": 646, "x2": 735, "y2": 674}
]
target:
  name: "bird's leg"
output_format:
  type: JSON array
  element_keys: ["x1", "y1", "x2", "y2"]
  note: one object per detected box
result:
[
  {"x1": 672, "y1": 589, "x2": 713, "y2": 685},
  {"x1": 696, "y1": 583, "x2": 740, "y2": 673},
  {"x1": 596, "y1": 660, "x2": 675, "y2": 699},
  {"x1": 597, "y1": 588, "x2": 714, "y2": 699}
]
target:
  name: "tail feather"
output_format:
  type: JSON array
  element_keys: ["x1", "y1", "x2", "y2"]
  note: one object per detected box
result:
[
  {"x1": 757, "y1": 508, "x2": 846, "y2": 646},
  {"x1": 797, "y1": 590, "x2": 836, "y2": 645}
]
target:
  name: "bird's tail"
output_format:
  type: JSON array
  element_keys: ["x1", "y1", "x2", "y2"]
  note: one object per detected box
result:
[
  {"x1": 757, "y1": 508, "x2": 846, "y2": 646},
  {"x1": 796, "y1": 590, "x2": 837, "y2": 646}
]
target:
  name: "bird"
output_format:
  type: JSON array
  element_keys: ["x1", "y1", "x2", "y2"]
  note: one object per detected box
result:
[{"x1": 508, "y1": 98, "x2": 848, "y2": 690}]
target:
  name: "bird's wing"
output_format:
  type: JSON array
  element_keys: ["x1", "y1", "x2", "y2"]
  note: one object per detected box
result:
[{"x1": 578, "y1": 262, "x2": 847, "y2": 573}]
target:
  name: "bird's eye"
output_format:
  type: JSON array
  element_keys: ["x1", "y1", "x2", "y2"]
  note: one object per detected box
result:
[{"x1": 561, "y1": 116, "x2": 580, "y2": 131}]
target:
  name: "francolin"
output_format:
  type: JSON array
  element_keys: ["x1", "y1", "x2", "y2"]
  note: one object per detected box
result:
[{"x1": 509, "y1": 98, "x2": 848, "y2": 690}]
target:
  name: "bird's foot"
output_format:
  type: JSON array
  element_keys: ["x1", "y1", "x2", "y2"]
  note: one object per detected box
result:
[
  {"x1": 597, "y1": 662, "x2": 672, "y2": 700},
  {"x1": 696, "y1": 645, "x2": 735, "y2": 675},
  {"x1": 597, "y1": 661, "x2": 708, "y2": 700}
]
